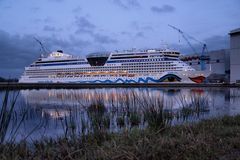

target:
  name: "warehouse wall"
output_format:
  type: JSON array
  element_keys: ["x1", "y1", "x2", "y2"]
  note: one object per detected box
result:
[{"x1": 230, "y1": 28, "x2": 240, "y2": 83}]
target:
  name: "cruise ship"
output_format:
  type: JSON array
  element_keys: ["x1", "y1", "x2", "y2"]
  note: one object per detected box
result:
[{"x1": 19, "y1": 49, "x2": 211, "y2": 83}]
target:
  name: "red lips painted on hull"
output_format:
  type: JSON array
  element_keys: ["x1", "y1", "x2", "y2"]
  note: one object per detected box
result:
[{"x1": 189, "y1": 76, "x2": 206, "y2": 83}]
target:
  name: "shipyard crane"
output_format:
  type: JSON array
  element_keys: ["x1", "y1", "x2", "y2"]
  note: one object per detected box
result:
[
  {"x1": 33, "y1": 37, "x2": 50, "y2": 57},
  {"x1": 168, "y1": 24, "x2": 209, "y2": 70}
]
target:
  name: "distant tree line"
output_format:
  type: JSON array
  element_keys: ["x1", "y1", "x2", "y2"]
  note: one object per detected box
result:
[{"x1": 0, "y1": 77, "x2": 18, "y2": 82}]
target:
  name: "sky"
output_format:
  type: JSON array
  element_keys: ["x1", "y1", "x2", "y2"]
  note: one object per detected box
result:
[{"x1": 0, "y1": 0, "x2": 239, "y2": 78}]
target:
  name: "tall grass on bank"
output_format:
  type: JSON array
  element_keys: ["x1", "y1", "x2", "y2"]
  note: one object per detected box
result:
[
  {"x1": 58, "y1": 89, "x2": 176, "y2": 143},
  {"x1": 0, "y1": 90, "x2": 19, "y2": 143},
  {"x1": 59, "y1": 89, "x2": 211, "y2": 139},
  {"x1": 177, "y1": 92, "x2": 210, "y2": 120},
  {"x1": 1, "y1": 115, "x2": 240, "y2": 160},
  {"x1": 141, "y1": 93, "x2": 173, "y2": 129}
]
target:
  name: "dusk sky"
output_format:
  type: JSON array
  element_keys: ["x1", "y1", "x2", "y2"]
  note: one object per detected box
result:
[{"x1": 0, "y1": 0, "x2": 239, "y2": 78}]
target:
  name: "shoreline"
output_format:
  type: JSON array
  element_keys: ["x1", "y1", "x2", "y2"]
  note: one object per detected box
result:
[{"x1": 0, "y1": 82, "x2": 240, "y2": 90}]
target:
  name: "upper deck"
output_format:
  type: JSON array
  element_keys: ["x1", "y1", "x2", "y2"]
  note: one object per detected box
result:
[{"x1": 29, "y1": 48, "x2": 181, "y2": 67}]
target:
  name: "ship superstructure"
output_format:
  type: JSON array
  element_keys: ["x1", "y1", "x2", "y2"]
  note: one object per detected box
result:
[{"x1": 19, "y1": 49, "x2": 210, "y2": 83}]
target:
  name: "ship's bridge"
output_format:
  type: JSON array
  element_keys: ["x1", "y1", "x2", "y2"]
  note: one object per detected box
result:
[
  {"x1": 41, "y1": 50, "x2": 74, "y2": 61},
  {"x1": 146, "y1": 49, "x2": 180, "y2": 57},
  {"x1": 162, "y1": 50, "x2": 180, "y2": 57},
  {"x1": 49, "y1": 50, "x2": 73, "y2": 59},
  {"x1": 86, "y1": 52, "x2": 110, "y2": 66},
  {"x1": 49, "y1": 52, "x2": 71, "y2": 58}
]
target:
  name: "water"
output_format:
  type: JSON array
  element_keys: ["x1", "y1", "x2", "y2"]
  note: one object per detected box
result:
[{"x1": 0, "y1": 87, "x2": 240, "y2": 142}]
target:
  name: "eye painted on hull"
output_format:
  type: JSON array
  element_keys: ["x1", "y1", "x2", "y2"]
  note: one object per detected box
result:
[{"x1": 159, "y1": 74, "x2": 182, "y2": 82}]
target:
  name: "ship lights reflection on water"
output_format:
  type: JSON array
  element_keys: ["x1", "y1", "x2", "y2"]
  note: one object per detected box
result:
[
  {"x1": 42, "y1": 109, "x2": 70, "y2": 119},
  {"x1": 21, "y1": 88, "x2": 212, "y2": 119}
]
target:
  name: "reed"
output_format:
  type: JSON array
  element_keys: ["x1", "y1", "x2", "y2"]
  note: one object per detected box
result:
[
  {"x1": 140, "y1": 93, "x2": 173, "y2": 129},
  {"x1": 24, "y1": 89, "x2": 212, "y2": 142},
  {"x1": 0, "y1": 90, "x2": 20, "y2": 143},
  {"x1": 129, "y1": 111, "x2": 141, "y2": 127},
  {"x1": 85, "y1": 97, "x2": 111, "y2": 143},
  {"x1": 177, "y1": 92, "x2": 210, "y2": 120},
  {"x1": 116, "y1": 116, "x2": 125, "y2": 128},
  {"x1": 1, "y1": 115, "x2": 240, "y2": 159}
]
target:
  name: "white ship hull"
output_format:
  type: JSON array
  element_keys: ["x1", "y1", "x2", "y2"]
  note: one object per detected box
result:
[{"x1": 19, "y1": 71, "x2": 211, "y2": 83}]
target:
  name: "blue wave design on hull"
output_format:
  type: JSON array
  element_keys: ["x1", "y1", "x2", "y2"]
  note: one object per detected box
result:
[{"x1": 71, "y1": 74, "x2": 181, "y2": 84}]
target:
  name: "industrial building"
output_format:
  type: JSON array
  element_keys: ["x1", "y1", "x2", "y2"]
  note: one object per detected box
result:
[
  {"x1": 229, "y1": 28, "x2": 240, "y2": 83},
  {"x1": 181, "y1": 49, "x2": 230, "y2": 83},
  {"x1": 181, "y1": 27, "x2": 240, "y2": 83}
]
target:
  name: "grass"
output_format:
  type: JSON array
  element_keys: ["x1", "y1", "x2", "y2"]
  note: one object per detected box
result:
[
  {"x1": 0, "y1": 90, "x2": 21, "y2": 144},
  {"x1": 0, "y1": 115, "x2": 240, "y2": 159}
]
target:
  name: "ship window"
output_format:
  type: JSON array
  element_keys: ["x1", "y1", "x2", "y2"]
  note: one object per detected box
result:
[
  {"x1": 189, "y1": 63, "x2": 192, "y2": 65},
  {"x1": 216, "y1": 59, "x2": 220, "y2": 63},
  {"x1": 87, "y1": 57, "x2": 108, "y2": 66}
]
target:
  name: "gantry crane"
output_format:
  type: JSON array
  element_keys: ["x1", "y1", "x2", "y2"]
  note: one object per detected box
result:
[{"x1": 168, "y1": 24, "x2": 209, "y2": 70}]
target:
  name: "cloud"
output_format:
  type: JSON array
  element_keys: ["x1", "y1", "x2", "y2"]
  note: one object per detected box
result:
[
  {"x1": 30, "y1": 7, "x2": 40, "y2": 12},
  {"x1": 74, "y1": 17, "x2": 118, "y2": 44},
  {"x1": 93, "y1": 33, "x2": 118, "y2": 44},
  {"x1": 48, "y1": 0, "x2": 64, "y2": 2},
  {"x1": 32, "y1": 17, "x2": 54, "y2": 24},
  {"x1": 142, "y1": 26, "x2": 154, "y2": 31},
  {"x1": 127, "y1": 21, "x2": 153, "y2": 39},
  {"x1": 171, "y1": 35, "x2": 229, "y2": 54},
  {"x1": 130, "y1": 21, "x2": 153, "y2": 31},
  {"x1": 0, "y1": 30, "x2": 40, "y2": 78},
  {"x1": 43, "y1": 25, "x2": 62, "y2": 32},
  {"x1": 3, "y1": 6, "x2": 12, "y2": 9},
  {"x1": 72, "y1": 6, "x2": 81, "y2": 13},
  {"x1": 75, "y1": 16, "x2": 96, "y2": 34},
  {"x1": 44, "y1": 17, "x2": 54, "y2": 23},
  {"x1": 121, "y1": 31, "x2": 131, "y2": 36},
  {"x1": 0, "y1": 27, "x2": 117, "y2": 78},
  {"x1": 112, "y1": 0, "x2": 140, "y2": 9},
  {"x1": 151, "y1": 5, "x2": 175, "y2": 14},
  {"x1": 43, "y1": 25, "x2": 56, "y2": 32},
  {"x1": 135, "y1": 32, "x2": 145, "y2": 38},
  {"x1": 204, "y1": 35, "x2": 229, "y2": 51},
  {"x1": 0, "y1": 30, "x2": 91, "y2": 78}
]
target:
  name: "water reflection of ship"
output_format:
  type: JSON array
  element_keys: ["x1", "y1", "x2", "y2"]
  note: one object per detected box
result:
[
  {"x1": 42, "y1": 109, "x2": 70, "y2": 119},
  {"x1": 137, "y1": 88, "x2": 181, "y2": 97},
  {"x1": 165, "y1": 89, "x2": 181, "y2": 96},
  {"x1": 21, "y1": 89, "x2": 173, "y2": 106},
  {"x1": 20, "y1": 88, "x2": 210, "y2": 111},
  {"x1": 190, "y1": 89, "x2": 204, "y2": 95}
]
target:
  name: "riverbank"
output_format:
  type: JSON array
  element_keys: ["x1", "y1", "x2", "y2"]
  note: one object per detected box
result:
[
  {"x1": 0, "y1": 82, "x2": 240, "y2": 90},
  {"x1": 1, "y1": 115, "x2": 240, "y2": 159}
]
